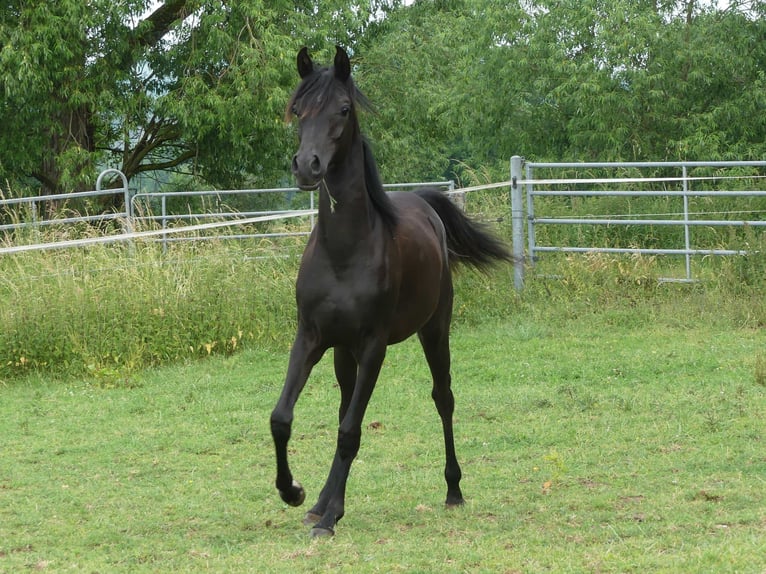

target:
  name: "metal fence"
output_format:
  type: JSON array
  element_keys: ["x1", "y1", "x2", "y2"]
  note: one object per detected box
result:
[
  {"x1": 130, "y1": 180, "x2": 455, "y2": 252},
  {"x1": 8, "y1": 161, "x2": 764, "y2": 285},
  {"x1": 509, "y1": 157, "x2": 766, "y2": 289},
  {"x1": 0, "y1": 170, "x2": 453, "y2": 254},
  {"x1": 0, "y1": 169, "x2": 130, "y2": 236}
]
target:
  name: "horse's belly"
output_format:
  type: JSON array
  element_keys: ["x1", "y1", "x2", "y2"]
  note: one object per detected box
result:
[{"x1": 387, "y1": 265, "x2": 444, "y2": 344}]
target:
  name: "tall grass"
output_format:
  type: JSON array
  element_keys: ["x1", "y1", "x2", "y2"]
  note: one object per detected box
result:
[
  {"x1": 1, "y1": 186, "x2": 764, "y2": 382},
  {"x1": 0, "y1": 239, "x2": 301, "y2": 380}
]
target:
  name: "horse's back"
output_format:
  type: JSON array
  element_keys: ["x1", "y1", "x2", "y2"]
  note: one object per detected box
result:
[{"x1": 389, "y1": 190, "x2": 450, "y2": 272}]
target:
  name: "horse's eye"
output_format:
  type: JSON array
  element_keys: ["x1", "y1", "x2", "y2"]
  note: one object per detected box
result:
[
  {"x1": 291, "y1": 104, "x2": 299, "y2": 117},
  {"x1": 340, "y1": 105, "x2": 350, "y2": 117}
]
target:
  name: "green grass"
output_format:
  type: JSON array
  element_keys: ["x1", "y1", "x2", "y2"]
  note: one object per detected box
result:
[
  {"x1": 2, "y1": 189, "x2": 764, "y2": 380},
  {"x1": 1, "y1": 200, "x2": 765, "y2": 571},
  {"x1": 2, "y1": 310, "x2": 764, "y2": 572}
]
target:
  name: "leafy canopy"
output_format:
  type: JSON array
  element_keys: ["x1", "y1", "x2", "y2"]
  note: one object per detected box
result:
[
  {"x1": 1, "y1": 0, "x2": 764, "y2": 194},
  {"x1": 0, "y1": 0, "x2": 373, "y2": 194}
]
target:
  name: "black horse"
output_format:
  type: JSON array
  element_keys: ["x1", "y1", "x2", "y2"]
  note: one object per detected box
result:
[{"x1": 270, "y1": 46, "x2": 512, "y2": 537}]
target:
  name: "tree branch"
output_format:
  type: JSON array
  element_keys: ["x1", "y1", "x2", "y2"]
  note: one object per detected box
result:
[
  {"x1": 135, "y1": 149, "x2": 197, "y2": 173},
  {"x1": 131, "y1": 0, "x2": 200, "y2": 49},
  {"x1": 120, "y1": 115, "x2": 195, "y2": 178}
]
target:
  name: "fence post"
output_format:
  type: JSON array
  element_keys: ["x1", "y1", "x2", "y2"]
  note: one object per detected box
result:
[
  {"x1": 510, "y1": 155, "x2": 525, "y2": 291},
  {"x1": 525, "y1": 161, "x2": 536, "y2": 268},
  {"x1": 96, "y1": 169, "x2": 131, "y2": 234},
  {"x1": 161, "y1": 195, "x2": 168, "y2": 254},
  {"x1": 682, "y1": 166, "x2": 692, "y2": 281}
]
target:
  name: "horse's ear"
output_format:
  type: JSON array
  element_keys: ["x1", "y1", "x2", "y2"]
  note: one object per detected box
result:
[
  {"x1": 334, "y1": 45, "x2": 351, "y2": 82},
  {"x1": 297, "y1": 47, "x2": 313, "y2": 79}
]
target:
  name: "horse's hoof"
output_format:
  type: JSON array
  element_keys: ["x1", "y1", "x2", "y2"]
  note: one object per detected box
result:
[
  {"x1": 302, "y1": 512, "x2": 322, "y2": 526},
  {"x1": 310, "y1": 526, "x2": 335, "y2": 538},
  {"x1": 279, "y1": 480, "x2": 306, "y2": 507},
  {"x1": 445, "y1": 498, "x2": 465, "y2": 509}
]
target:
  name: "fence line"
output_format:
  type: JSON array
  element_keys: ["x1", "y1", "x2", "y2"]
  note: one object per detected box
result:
[
  {"x1": 1, "y1": 171, "x2": 454, "y2": 254},
  {"x1": 0, "y1": 211, "x2": 315, "y2": 255},
  {"x1": 509, "y1": 157, "x2": 766, "y2": 289},
  {"x1": 440, "y1": 174, "x2": 766, "y2": 197},
  {"x1": 7, "y1": 164, "x2": 765, "y2": 290},
  {"x1": 0, "y1": 174, "x2": 130, "y2": 234}
]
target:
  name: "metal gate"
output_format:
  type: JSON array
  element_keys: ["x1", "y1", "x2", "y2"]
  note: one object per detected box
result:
[{"x1": 509, "y1": 157, "x2": 766, "y2": 289}]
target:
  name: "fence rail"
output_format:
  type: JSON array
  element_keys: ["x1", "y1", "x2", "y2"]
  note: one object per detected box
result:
[
  {"x1": 7, "y1": 162, "x2": 764, "y2": 289},
  {"x1": 0, "y1": 169, "x2": 130, "y2": 234},
  {"x1": 0, "y1": 170, "x2": 454, "y2": 254},
  {"x1": 509, "y1": 157, "x2": 766, "y2": 289}
]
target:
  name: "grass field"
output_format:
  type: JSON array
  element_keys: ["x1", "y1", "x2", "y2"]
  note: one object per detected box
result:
[{"x1": 2, "y1": 301, "x2": 765, "y2": 572}]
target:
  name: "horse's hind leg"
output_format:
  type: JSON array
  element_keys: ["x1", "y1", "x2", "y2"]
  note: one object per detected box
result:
[
  {"x1": 418, "y1": 309, "x2": 465, "y2": 507},
  {"x1": 309, "y1": 341, "x2": 386, "y2": 537}
]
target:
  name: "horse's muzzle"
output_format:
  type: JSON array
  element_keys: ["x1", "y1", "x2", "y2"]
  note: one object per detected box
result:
[{"x1": 292, "y1": 152, "x2": 324, "y2": 190}]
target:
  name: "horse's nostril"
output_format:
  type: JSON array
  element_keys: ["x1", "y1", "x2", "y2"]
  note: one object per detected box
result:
[
  {"x1": 291, "y1": 154, "x2": 299, "y2": 173},
  {"x1": 310, "y1": 155, "x2": 321, "y2": 176}
]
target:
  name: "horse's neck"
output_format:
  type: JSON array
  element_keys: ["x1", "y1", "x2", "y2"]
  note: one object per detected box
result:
[{"x1": 315, "y1": 145, "x2": 377, "y2": 258}]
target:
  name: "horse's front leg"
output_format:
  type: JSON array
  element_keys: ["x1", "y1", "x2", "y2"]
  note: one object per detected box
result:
[
  {"x1": 309, "y1": 341, "x2": 386, "y2": 537},
  {"x1": 303, "y1": 346, "x2": 357, "y2": 526},
  {"x1": 270, "y1": 328, "x2": 325, "y2": 508}
]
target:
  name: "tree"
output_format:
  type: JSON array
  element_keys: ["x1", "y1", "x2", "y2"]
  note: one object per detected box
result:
[
  {"x1": 0, "y1": 0, "x2": 371, "y2": 196},
  {"x1": 357, "y1": 0, "x2": 766, "y2": 184},
  {"x1": 3, "y1": 0, "x2": 763, "y2": 198},
  {"x1": 510, "y1": 0, "x2": 766, "y2": 161},
  {"x1": 355, "y1": 0, "x2": 526, "y2": 183}
]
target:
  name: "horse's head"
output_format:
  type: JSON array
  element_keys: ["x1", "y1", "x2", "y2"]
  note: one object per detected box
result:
[{"x1": 287, "y1": 46, "x2": 366, "y2": 191}]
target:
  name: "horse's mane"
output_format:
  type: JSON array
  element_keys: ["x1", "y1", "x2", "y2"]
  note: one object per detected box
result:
[
  {"x1": 362, "y1": 137, "x2": 399, "y2": 231},
  {"x1": 285, "y1": 64, "x2": 373, "y2": 120},
  {"x1": 286, "y1": 65, "x2": 399, "y2": 232}
]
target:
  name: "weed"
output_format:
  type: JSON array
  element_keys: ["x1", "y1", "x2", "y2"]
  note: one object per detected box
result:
[
  {"x1": 702, "y1": 408, "x2": 723, "y2": 433},
  {"x1": 542, "y1": 448, "x2": 568, "y2": 482}
]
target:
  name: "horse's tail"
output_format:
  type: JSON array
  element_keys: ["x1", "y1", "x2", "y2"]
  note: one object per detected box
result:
[{"x1": 414, "y1": 187, "x2": 514, "y2": 272}]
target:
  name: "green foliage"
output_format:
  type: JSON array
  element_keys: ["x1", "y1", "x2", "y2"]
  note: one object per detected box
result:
[
  {"x1": 356, "y1": 1, "x2": 530, "y2": 182},
  {"x1": 0, "y1": 0, "x2": 371, "y2": 194},
  {"x1": 358, "y1": 0, "x2": 766, "y2": 183},
  {"x1": 3, "y1": 0, "x2": 765, "y2": 196}
]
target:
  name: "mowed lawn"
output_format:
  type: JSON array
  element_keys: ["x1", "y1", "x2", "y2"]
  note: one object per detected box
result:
[{"x1": 1, "y1": 314, "x2": 765, "y2": 573}]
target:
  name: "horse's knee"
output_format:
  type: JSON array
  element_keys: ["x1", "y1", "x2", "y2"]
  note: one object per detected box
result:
[
  {"x1": 270, "y1": 412, "x2": 292, "y2": 444},
  {"x1": 337, "y1": 428, "x2": 361, "y2": 460}
]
